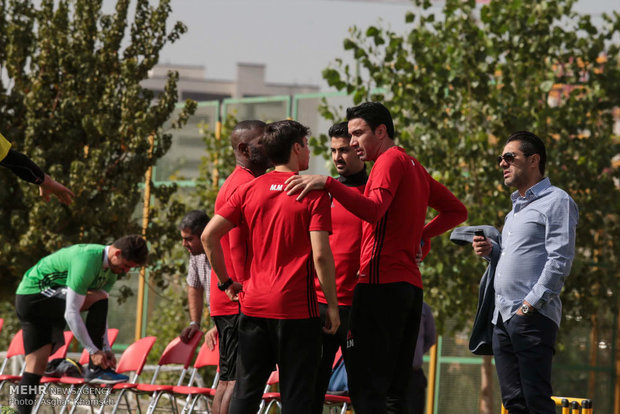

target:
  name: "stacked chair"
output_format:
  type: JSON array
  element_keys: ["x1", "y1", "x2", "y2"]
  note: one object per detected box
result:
[
  {"x1": 131, "y1": 332, "x2": 204, "y2": 414},
  {"x1": 0, "y1": 325, "x2": 225, "y2": 414},
  {"x1": 168, "y1": 338, "x2": 220, "y2": 414},
  {"x1": 33, "y1": 328, "x2": 120, "y2": 413},
  {"x1": 0, "y1": 330, "x2": 25, "y2": 401},
  {"x1": 257, "y1": 368, "x2": 280, "y2": 414},
  {"x1": 92, "y1": 335, "x2": 158, "y2": 414}
]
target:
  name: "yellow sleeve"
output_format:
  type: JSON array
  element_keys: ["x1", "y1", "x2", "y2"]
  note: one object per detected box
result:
[{"x1": 0, "y1": 132, "x2": 11, "y2": 162}]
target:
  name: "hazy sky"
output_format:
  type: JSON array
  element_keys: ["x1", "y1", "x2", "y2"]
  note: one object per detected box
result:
[{"x1": 155, "y1": 0, "x2": 619, "y2": 90}]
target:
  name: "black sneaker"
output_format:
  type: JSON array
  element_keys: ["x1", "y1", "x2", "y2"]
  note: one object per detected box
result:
[{"x1": 85, "y1": 367, "x2": 129, "y2": 384}]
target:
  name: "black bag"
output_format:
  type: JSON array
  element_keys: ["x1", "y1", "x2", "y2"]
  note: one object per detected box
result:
[{"x1": 44, "y1": 358, "x2": 83, "y2": 378}]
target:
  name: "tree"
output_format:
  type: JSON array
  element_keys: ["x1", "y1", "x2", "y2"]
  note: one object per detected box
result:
[
  {"x1": 0, "y1": 0, "x2": 196, "y2": 305},
  {"x1": 321, "y1": 0, "x2": 619, "y2": 334},
  {"x1": 194, "y1": 115, "x2": 238, "y2": 212}
]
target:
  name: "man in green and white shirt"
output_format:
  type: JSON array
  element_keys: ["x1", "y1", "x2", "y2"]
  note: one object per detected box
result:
[{"x1": 14, "y1": 235, "x2": 148, "y2": 414}]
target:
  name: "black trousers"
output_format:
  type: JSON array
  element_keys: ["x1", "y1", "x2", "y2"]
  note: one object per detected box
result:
[
  {"x1": 213, "y1": 314, "x2": 239, "y2": 381},
  {"x1": 15, "y1": 293, "x2": 66, "y2": 355},
  {"x1": 15, "y1": 292, "x2": 108, "y2": 414},
  {"x1": 493, "y1": 313, "x2": 558, "y2": 414},
  {"x1": 229, "y1": 314, "x2": 322, "y2": 414},
  {"x1": 406, "y1": 368, "x2": 427, "y2": 414},
  {"x1": 347, "y1": 282, "x2": 423, "y2": 414},
  {"x1": 16, "y1": 292, "x2": 108, "y2": 355},
  {"x1": 310, "y1": 303, "x2": 351, "y2": 414}
]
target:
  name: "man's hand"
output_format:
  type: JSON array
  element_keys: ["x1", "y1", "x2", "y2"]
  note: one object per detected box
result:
[
  {"x1": 472, "y1": 235, "x2": 492, "y2": 257},
  {"x1": 104, "y1": 351, "x2": 117, "y2": 370},
  {"x1": 225, "y1": 282, "x2": 243, "y2": 302},
  {"x1": 205, "y1": 326, "x2": 218, "y2": 351},
  {"x1": 180, "y1": 323, "x2": 201, "y2": 344},
  {"x1": 90, "y1": 351, "x2": 110, "y2": 369},
  {"x1": 323, "y1": 305, "x2": 341, "y2": 335},
  {"x1": 39, "y1": 174, "x2": 74, "y2": 205},
  {"x1": 416, "y1": 244, "x2": 423, "y2": 266},
  {"x1": 285, "y1": 174, "x2": 328, "y2": 201}
]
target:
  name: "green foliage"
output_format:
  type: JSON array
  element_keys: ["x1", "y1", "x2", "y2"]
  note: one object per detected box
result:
[
  {"x1": 0, "y1": 301, "x2": 21, "y2": 351},
  {"x1": 320, "y1": 0, "x2": 620, "y2": 334},
  {"x1": 141, "y1": 114, "x2": 237, "y2": 351},
  {"x1": 0, "y1": 0, "x2": 195, "y2": 301},
  {"x1": 144, "y1": 282, "x2": 215, "y2": 391},
  {"x1": 193, "y1": 114, "x2": 238, "y2": 215},
  {"x1": 145, "y1": 281, "x2": 213, "y2": 360}
]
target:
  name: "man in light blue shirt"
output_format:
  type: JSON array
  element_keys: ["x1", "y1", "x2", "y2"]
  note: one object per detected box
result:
[{"x1": 472, "y1": 131, "x2": 578, "y2": 414}]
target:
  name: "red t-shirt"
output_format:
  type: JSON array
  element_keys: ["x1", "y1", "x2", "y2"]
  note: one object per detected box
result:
[
  {"x1": 218, "y1": 170, "x2": 332, "y2": 319},
  {"x1": 316, "y1": 183, "x2": 365, "y2": 306},
  {"x1": 211, "y1": 166, "x2": 255, "y2": 316},
  {"x1": 325, "y1": 146, "x2": 467, "y2": 287}
]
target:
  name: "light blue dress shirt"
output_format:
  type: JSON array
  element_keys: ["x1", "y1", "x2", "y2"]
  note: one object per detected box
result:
[{"x1": 493, "y1": 177, "x2": 578, "y2": 327}]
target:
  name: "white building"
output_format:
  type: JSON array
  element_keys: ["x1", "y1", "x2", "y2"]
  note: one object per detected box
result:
[{"x1": 144, "y1": 63, "x2": 319, "y2": 101}]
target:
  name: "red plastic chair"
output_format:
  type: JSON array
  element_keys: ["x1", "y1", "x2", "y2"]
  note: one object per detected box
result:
[
  {"x1": 257, "y1": 367, "x2": 280, "y2": 414},
  {"x1": 0, "y1": 318, "x2": 4, "y2": 335},
  {"x1": 50, "y1": 331, "x2": 75, "y2": 360},
  {"x1": 2, "y1": 330, "x2": 72, "y2": 413},
  {"x1": 333, "y1": 347, "x2": 342, "y2": 368},
  {"x1": 90, "y1": 335, "x2": 158, "y2": 414},
  {"x1": 170, "y1": 337, "x2": 220, "y2": 414},
  {"x1": 1, "y1": 330, "x2": 73, "y2": 387},
  {"x1": 136, "y1": 332, "x2": 204, "y2": 414},
  {"x1": 0, "y1": 330, "x2": 25, "y2": 394},
  {"x1": 30, "y1": 331, "x2": 75, "y2": 411}
]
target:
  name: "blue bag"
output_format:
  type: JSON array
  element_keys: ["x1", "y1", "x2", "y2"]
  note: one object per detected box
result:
[{"x1": 327, "y1": 356, "x2": 349, "y2": 395}]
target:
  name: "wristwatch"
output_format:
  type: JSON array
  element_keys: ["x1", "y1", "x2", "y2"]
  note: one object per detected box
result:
[
  {"x1": 521, "y1": 303, "x2": 534, "y2": 315},
  {"x1": 217, "y1": 278, "x2": 233, "y2": 291}
]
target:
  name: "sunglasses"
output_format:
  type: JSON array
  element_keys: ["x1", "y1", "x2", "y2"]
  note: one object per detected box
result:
[{"x1": 497, "y1": 152, "x2": 531, "y2": 165}]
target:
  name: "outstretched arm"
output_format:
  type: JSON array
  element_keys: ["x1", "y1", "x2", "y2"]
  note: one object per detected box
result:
[
  {"x1": 421, "y1": 179, "x2": 468, "y2": 256},
  {"x1": 286, "y1": 174, "x2": 393, "y2": 224},
  {"x1": 39, "y1": 173, "x2": 74, "y2": 205},
  {"x1": 0, "y1": 149, "x2": 45, "y2": 184},
  {"x1": 0, "y1": 149, "x2": 74, "y2": 204}
]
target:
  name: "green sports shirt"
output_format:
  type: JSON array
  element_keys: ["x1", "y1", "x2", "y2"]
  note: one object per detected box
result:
[{"x1": 16, "y1": 244, "x2": 117, "y2": 295}]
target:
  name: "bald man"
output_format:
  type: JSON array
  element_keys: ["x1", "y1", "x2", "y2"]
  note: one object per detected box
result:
[{"x1": 207, "y1": 120, "x2": 272, "y2": 414}]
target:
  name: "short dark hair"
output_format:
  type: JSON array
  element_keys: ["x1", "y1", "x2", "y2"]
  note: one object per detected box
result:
[
  {"x1": 261, "y1": 120, "x2": 310, "y2": 165},
  {"x1": 230, "y1": 120, "x2": 267, "y2": 150},
  {"x1": 328, "y1": 122, "x2": 350, "y2": 139},
  {"x1": 112, "y1": 235, "x2": 148, "y2": 265},
  {"x1": 179, "y1": 210, "x2": 210, "y2": 236},
  {"x1": 506, "y1": 131, "x2": 546, "y2": 175},
  {"x1": 233, "y1": 120, "x2": 267, "y2": 133},
  {"x1": 346, "y1": 102, "x2": 395, "y2": 139}
]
